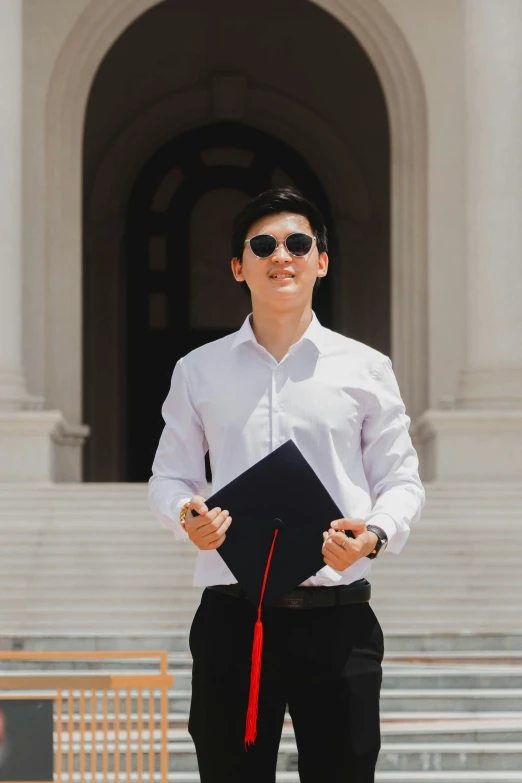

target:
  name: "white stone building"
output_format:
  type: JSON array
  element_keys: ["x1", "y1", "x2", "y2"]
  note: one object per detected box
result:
[{"x1": 1, "y1": 0, "x2": 521, "y2": 487}]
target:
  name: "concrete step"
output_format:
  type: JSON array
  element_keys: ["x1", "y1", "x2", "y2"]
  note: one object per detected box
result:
[
  {"x1": 2, "y1": 516, "x2": 522, "y2": 530},
  {"x1": 0, "y1": 590, "x2": 202, "y2": 604},
  {"x1": 54, "y1": 720, "x2": 522, "y2": 744},
  {"x1": 1, "y1": 509, "x2": 520, "y2": 521},
  {"x1": 170, "y1": 667, "x2": 522, "y2": 691},
  {"x1": 22, "y1": 772, "x2": 522, "y2": 783},
  {"x1": 46, "y1": 714, "x2": 522, "y2": 745},
  {"x1": 6, "y1": 623, "x2": 512, "y2": 637},
  {"x1": 375, "y1": 776, "x2": 522, "y2": 783},
  {"x1": 39, "y1": 708, "x2": 522, "y2": 731},
  {"x1": 2, "y1": 504, "x2": 520, "y2": 515},
  {"x1": 6, "y1": 650, "x2": 522, "y2": 666},
  {"x1": 7, "y1": 661, "x2": 522, "y2": 689},
  {"x1": 0, "y1": 617, "x2": 198, "y2": 633},
  {"x1": 377, "y1": 622, "x2": 522, "y2": 635},
  {"x1": 12, "y1": 687, "x2": 522, "y2": 715},
  {"x1": 0, "y1": 541, "x2": 519, "y2": 555},
  {"x1": 5, "y1": 633, "x2": 522, "y2": 652},
  {"x1": 0, "y1": 478, "x2": 518, "y2": 489},
  {"x1": 161, "y1": 774, "x2": 522, "y2": 783},
  {"x1": 2, "y1": 584, "x2": 520, "y2": 601},
  {"x1": 0, "y1": 480, "x2": 519, "y2": 494},
  {"x1": 3, "y1": 622, "x2": 517, "y2": 638},
  {"x1": 43, "y1": 706, "x2": 522, "y2": 739},
  {"x1": 26, "y1": 666, "x2": 522, "y2": 691},
  {"x1": 0, "y1": 578, "x2": 197, "y2": 589},
  {"x1": 1, "y1": 538, "x2": 519, "y2": 552},
  {"x1": 1, "y1": 549, "x2": 519, "y2": 564},
  {"x1": 52, "y1": 738, "x2": 522, "y2": 773},
  {"x1": 379, "y1": 690, "x2": 522, "y2": 712},
  {"x1": 381, "y1": 723, "x2": 522, "y2": 743},
  {"x1": 134, "y1": 710, "x2": 522, "y2": 727},
  {"x1": 2, "y1": 591, "x2": 520, "y2": 608},
  {"x1": 1, "y1": 607, "x2": 519, "y2": 624}
]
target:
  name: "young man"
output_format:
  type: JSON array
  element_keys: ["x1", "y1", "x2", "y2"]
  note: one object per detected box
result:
[{"x1": 148, "y1": 187, "x2": 425, "y2": 782}]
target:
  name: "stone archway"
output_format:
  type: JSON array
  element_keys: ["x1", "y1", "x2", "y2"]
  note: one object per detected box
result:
[
  {"x1": 84, "y1": 82, "x2": 373, "y2": 480},
  {"x1": 45, "y1": 0, "x2": 427, "y2": 480}
]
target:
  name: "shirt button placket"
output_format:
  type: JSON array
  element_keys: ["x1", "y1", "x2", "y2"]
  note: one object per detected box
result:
[{"x1": 272, "y1": 366, "x2": 280, "y2": 448}]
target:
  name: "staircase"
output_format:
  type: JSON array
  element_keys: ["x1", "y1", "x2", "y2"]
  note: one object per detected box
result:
[
  {"x1": 0, "y1": 481, "x2": 521, "y2": 636},
  {"x1": 142, "y1": 639, "x2": 522, "y2": 781},
  {"x1": 2, "y1": 638, "x2": 522, "y2": 782},
  {"x1": 1, "y1": 481, "x2": 522, "y2": 781}
]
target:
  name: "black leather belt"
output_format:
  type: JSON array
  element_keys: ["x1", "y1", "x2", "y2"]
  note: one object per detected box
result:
[{"x1": 207, "y1": 579, "x2": 371, "y2": 609}]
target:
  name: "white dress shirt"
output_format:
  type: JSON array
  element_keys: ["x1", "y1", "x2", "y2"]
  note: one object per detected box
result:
[{"x1": 148, "y1": 310, "x2": 425, "y2": 588}]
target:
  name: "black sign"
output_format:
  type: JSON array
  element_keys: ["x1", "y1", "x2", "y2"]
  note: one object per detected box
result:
[{"x1": 0, "y1": 700, "x2": 53, "y2": 781}]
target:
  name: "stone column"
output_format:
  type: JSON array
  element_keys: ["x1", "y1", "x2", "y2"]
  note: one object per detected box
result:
[
  {"x1": 411, "y1": 0, "x2": 522, "y2": 480},
  {"x1": 0, "y1": 0, "x2": 27, "y2": 410},
  {"x1": 458, "y1": 0, "x2": 522, "y2": 409},
  {"x1": 0, "y1": 0, "x2": 89, "y2": 481}
]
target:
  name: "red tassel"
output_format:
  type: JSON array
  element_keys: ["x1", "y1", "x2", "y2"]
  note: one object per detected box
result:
[
  {"x1": 244, "y1": 619, "x2": 263, "y2": 746},
  {"x1": 244, "y1": 527, "x2": 279, "y2": 749}
]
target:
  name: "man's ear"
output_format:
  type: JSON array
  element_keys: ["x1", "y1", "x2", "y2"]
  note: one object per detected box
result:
[
  {"x1": 231, "y1": 256, "x2": 244, "y2": 281},
  {"x1": 317, "y1": 251, "x2": 329, "y2": 277}
]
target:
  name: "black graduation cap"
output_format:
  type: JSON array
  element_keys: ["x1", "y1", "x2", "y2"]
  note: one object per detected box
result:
[{"x1": 191, "y1": 438, "x2": 354, "y2": 747}]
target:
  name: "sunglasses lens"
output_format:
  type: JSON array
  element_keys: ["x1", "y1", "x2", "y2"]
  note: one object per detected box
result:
[
  {"x1": 249, "y1": 234, "x2": 277, "y2": 258},
  {"x1": 286, "y1": 233, "x2": 314, "y2": 256}
]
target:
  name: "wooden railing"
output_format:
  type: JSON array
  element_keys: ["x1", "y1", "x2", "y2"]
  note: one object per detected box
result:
[{"x1": 0, "y1": 650, "x2": 173, "y2": 782}]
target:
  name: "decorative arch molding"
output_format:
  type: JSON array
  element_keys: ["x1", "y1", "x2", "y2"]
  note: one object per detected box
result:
[
  {"x1": 46, "y1": 0, "x2": 428, "y2": 438},
  {"x1": 87, "y1": 87, "x2": 370, "y2": 224}
]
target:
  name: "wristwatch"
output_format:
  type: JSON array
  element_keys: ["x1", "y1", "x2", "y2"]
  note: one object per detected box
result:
[{"x1": 365, "y1": 525, "x2": 388, "y2": 559}]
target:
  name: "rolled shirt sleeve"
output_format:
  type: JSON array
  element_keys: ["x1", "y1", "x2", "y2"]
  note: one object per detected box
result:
[
  {"x1": 148, "y1": 357, "x2": 209, "y2": 541},
  {"x1": 361, "y1": 356, "x2": 426, "y2": 554}
]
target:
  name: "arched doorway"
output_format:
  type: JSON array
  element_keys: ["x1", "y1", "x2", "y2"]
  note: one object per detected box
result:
[
  {"x1": 125, "y1": 122, "x2": 333, "y2": 480},
  {"x1": 46, "y1": 0, "x2": 428, "y2": 484},
  {"x1": 63, "y1": 0, "x2": 427, "y2": 484}
]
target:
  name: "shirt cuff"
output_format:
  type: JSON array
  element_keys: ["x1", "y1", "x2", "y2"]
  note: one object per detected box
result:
[
  {"x1": 316, "y1": 565, "x2": 343, "y2": 583},
  {"x1": 365, "y1": 513, "x2": 397, "y2": 552}
]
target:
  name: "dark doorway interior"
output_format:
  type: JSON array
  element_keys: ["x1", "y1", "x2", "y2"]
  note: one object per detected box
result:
[{"x1": 124, "y1": 122, "x2": 334, "y2": 481}]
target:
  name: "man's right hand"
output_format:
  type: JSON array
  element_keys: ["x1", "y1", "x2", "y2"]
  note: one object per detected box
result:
[{"x1": 184, "y1": 495, "x2": 232, "y2": 550}]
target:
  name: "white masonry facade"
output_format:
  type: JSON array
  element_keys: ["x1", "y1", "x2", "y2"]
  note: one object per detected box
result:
[{"x1": 1, "y1": 0, "x2": 522, "y2": 485}]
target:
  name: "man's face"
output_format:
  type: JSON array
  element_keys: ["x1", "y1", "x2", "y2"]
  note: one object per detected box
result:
[{"x1": 231, "y1": 212, "x2": 328, "y2": 308}]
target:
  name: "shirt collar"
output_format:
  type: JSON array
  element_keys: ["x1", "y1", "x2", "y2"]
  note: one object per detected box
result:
[{"x1": 230, "y1": 310, "x2": 327, "y2": 354}]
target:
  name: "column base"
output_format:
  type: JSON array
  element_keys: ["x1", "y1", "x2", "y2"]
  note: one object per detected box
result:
[
  {"x1": 410, "y1": 409, "x2": 522, "y2": 481},
  {"x1": 0, "y1": 411, "x2": 90, "y2": 482},
  {"x1": 0, "y1": 367, "x2": 40, "y2": 411}
]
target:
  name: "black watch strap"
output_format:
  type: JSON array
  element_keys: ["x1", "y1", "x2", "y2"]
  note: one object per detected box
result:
[{"x1": 366, "y1": 525, "x2": 388, "y2": 559}]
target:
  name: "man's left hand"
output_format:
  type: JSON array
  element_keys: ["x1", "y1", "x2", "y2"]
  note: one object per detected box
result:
[{"x1": 321, "y1": 518, "x2": 378, "y2": 571}]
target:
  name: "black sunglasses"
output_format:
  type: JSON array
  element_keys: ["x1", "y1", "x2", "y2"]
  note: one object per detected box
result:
[{"x1": 244, "y1": 232, "x2": 316, "y2": 259}]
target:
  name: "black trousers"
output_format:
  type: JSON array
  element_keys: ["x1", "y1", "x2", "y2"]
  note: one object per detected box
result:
[{"x1": 188, "y1": 586, "x2": 384, "y2": 783}]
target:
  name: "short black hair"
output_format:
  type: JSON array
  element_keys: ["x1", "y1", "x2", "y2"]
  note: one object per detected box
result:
[{"x1": 231, "y1": 186, "x2": 328, "y2": 298}]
